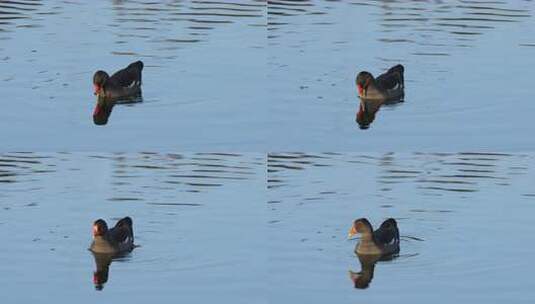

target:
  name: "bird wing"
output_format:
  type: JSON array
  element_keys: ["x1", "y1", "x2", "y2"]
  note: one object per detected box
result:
[
  {"x1": 373, "y1": 219, "x2": 399, "y2": 245},
  {"x1": 108, "y1": 61, "x2": 143, "y2": 88},
  {"x1": 375, "y1": 64, "x2": 404, "y2": 91},
  {"x1": 108, "y1": 217, "x2": 134, "y2": 244},
  {"x1": 375, "y1": 72, "x2": 401, "y2": 91}
]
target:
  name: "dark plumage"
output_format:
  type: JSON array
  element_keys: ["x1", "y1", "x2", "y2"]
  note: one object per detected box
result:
[
  {"x1": 355, "y1": 100, "x2": 381, "y2": 129},
  {"x1": 92, "y1": 99, "x2": 114, "y2": 125},
  {"x1": 92, "y1": 253, "x2": 112, "y2": 291},
  {"x1": 356, "y1": 64, "x2": 404, "y2": 101},
  {"x1": 348, "y1": 218, "x2": 400, "y2": 256},
  {"x1": 93, "y1": 61, "x2": 143, "y2": 100},
  {"x1": 89, "y1": 217, "x2": 134, "y2": 254},
  {"x1": 349, "y1": 253, "x2": 380, "y2": 289}
]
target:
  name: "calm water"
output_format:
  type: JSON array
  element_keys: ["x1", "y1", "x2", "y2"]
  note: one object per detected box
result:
[
  {"x1": 0, "y1": 153, "x2": 265, "y2": 303},
  {"x1": 268, "y1": 152, "x2": 535, "y2": 303},
  {"x1": 268, "y1": 1, "x2": 535, "y2": 150},
  {"x1": 0, "y1": 1, "x2": 266, "y2": 150}
]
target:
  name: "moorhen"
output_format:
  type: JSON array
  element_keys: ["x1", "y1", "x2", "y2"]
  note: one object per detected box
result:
[
  {"x1": 356, "y1": 64, "x2": 404, "y2": 101},
  {"x1": 89, "y1": 217, "x2": 134, "y2": 254},
  {"x1": 93, "y1": 61, "x2": 143, "y2": 100},
  {"x1": 348, "y1": 218, "x2": 400, "y2": 256}
]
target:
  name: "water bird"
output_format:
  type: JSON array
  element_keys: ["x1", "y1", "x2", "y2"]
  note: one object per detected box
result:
[
  {"x1": 356, "y1": 64, "x2": 404, "y2": 101},
  {"x1": 89, "y1": 217, "x2": 135, "y2": 254},
  {"x1": 93, "y1": 61, "x2": 143, "y2": 100},
  {"x1": 91, "y1": 61, "x2": 143, "y2": 125},
  {"x1": 348, "y1": 218, "x2": 400, "y2": 256}
]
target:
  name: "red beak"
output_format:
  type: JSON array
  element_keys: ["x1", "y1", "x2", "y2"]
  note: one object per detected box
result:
[
  {"x1": 93, "y1": 84, "x2": 101, "y2": 96},
  {"x1": 357, "y1": 84, "x2": 363, "y2": 95}
]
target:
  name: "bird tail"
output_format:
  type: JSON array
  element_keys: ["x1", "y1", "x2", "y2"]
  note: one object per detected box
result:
[
  {"x1": 115, "y1": 216, "x2": 133, "y2": 229},
  {"x1": 388, "y1": 65, "x2": 404, "y2": 87}
]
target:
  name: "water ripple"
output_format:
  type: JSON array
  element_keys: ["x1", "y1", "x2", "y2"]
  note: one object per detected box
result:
[{"x1": 268, "y1": 0, "x2": 532, "y2": 56}]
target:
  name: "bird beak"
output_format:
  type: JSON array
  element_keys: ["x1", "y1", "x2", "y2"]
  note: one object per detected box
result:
[
  {"x1": 362, "y1": 78, "x2": 371, "y2": 97},
  {"x1": 348, "y1": 225, "x2": 357, "y2": 239},
  {"x1": 93, "y1": 84, "x2": 101, "y2": 96}
]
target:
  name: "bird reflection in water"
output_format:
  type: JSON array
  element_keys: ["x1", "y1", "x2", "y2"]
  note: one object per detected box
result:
[
  {"x1": 91, "y1": 252, "x2": 132, "y2": 291},
  {"x1": 356, "y1": 98, "x2": 403, "y2": 130},
  {"x1": 349, "y1": 252, "x2": 397, "y2": 289},
  {"x1": 91, "y1": 252, "x2": 113, "y2": 290},
  {"x1": 92, "y1": 97, "x2": 142, "y2": 126}
]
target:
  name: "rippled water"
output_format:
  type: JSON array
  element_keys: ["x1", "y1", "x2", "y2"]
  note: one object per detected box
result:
[
  {"x1": 1, "y1": 152, "x2": 534, "y2": 301},
  {"x1": 268, "y1": 152, "x2": 535, "y2": 302},
  {"x1": 0, "y1": 152, "x2": 265, "y2": 303},
  {"x1": 4, "y1": 1, "x2": 535, "y2": 150},
  {"x1": 0, "y1": 1, "x2": 266, "y2": 150},
  {"x1": 268, "y1": 1, "x2": 535, "y2": 150},
  {"x1": 2, "y1": 1, "x2": 535, "y2": 302}
]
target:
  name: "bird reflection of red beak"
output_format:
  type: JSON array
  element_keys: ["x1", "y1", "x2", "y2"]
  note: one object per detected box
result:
[
  {"x1": 93, "y1": 104, "x2": 102, "y2": 117},
  {"x1": 356, "y1": 103, "x2": 364, "y2": 121}
]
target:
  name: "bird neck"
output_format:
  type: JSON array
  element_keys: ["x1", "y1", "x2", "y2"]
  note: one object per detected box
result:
[
  {"x1": 93, "y1": 235, "x2": 106, "y2": 242},
  {"x1": 359, "y1": 231, "x2": 375, "y2": 242},
  {"x1": 356, "y1": 231, "x2": 383, "y2": 256}
]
